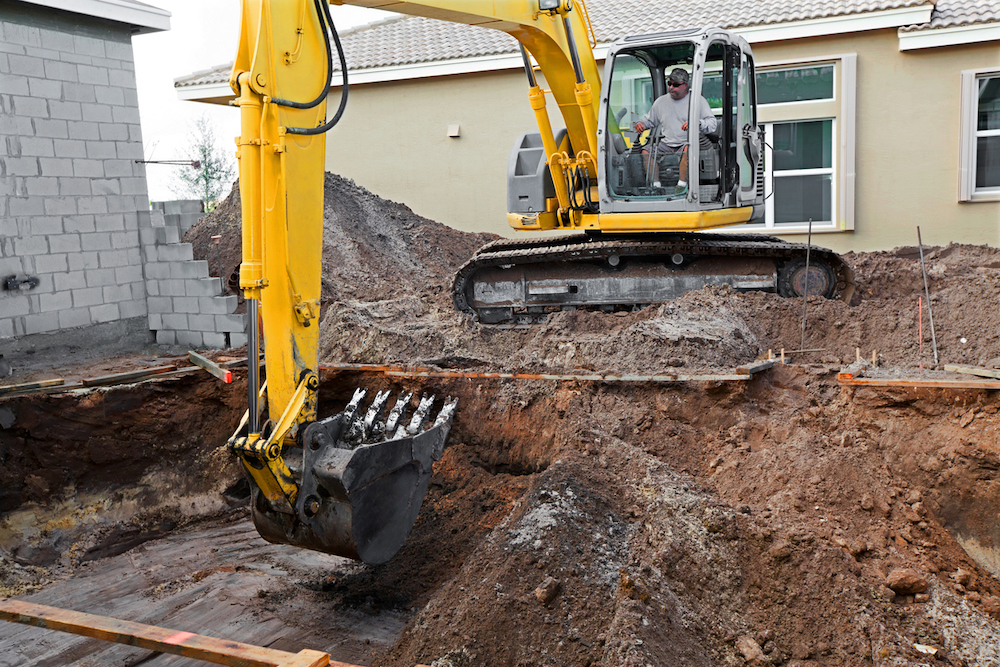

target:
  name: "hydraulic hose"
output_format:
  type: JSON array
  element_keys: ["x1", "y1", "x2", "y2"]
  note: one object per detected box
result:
[{"x1": 281, "y1": 0, "x2": 350, "y2": 136}]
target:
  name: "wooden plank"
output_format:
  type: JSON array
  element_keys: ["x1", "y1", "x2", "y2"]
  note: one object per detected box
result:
[
  {"x1": 945, "y1": 364, "x2": 1000, "y2": 380},
  {"x1": 188, "y1": 351, "x2": 233, "y2": 383},
  {"x1": 839, "y1": 377, "x2": 1000, "y2": 390},
  {"x1": 736, "y1": 359, "x2": 775, "y2": 375},
  {"x1": 82, "y1": 365, "x2": 178, "y2": 387},
  {"x1": 0, "y1": 378, "x2": 64, "y2": 396},
  {"x1": 320, "y1": 363, "x2": 751, "y2": 383},
  {"x1": 0, "y1": 599, "x2": 333, "y2": 667}
]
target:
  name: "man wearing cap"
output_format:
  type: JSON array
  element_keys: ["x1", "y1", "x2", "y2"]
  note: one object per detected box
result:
[{"x1": 634, "y1": 67, "x2": 717, "y2": 196}]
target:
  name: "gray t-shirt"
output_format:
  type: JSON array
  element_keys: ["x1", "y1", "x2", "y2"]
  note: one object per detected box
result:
[{"x1": 639, "y1": 93, "x2": 718, "y2": 148}]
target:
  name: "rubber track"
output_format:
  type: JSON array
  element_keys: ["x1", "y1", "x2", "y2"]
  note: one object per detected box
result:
[{"x1": 452, "y1": 232, "x2": 854, "y2": 320}]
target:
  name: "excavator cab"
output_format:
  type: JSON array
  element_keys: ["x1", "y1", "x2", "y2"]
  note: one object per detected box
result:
[{"x1": 599, "y1": 28, "x2": 764, "y2": 218}]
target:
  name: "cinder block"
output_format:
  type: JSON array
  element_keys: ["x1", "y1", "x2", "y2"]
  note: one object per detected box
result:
[
  {"x1": 160, "y1": 279, "x2": 186, "y2": 297},
  {"x1": 143, "y1": 262, "x2": 170, "y2": 280},
  {"x1": 138, "y1": 227, "x2": 157, "y2": 246},
  {"x1": 28, "y1": 77, "x2": 62, "y2": 100},
  {"x1": 49, "y1": 100, "x2": 82, "y2": 121},
  {"x1": 177, "y1": 212, "x2": 203, "y2": 234},
  {"x1": 172, "y1": 260, "x2": 209, "y2": 280},
  {"x1": 68, "y1": 251, "x2": 99, "y2": 271},
  {"x1": 97, "y1": 248, "x2": 129, "y2": 268},
  {"x1": 176, "y1": 330, "x2": 204, "y2": 348},
  {"x1": 110, "y1": 231, "x2": 136, "y2": 249},
  {"x1": 95, "y1": 213, "x2": 126, "y2": 232},
  {"x1": 14, "y1": 235, "x2": 49, "y2": 255},
  {"x1": 54, "y1": 270, "x2": 86, "y2": 291},
  {"x1": 43, "y1": 196, "x2": 77, "y2": 216},
  {"x1": 9, "y1": 197, "x2": 45, "y2": 217},
  {"x1": 39, "y1": 28, "x2": 75, "y2": 53},
  {"x1": 78, "y1": 196, "x2": 109, "y2": 215},
  {"x1": 115, "y1": 265, "x2": 142, "y2": 284},
  {"x1": 162, "y1": 313, "x2": 188, "y2": 330},
  {"x1": 39, "y1": 291, "x2": 72, "y2": 313},
  {"x1": 30, "y1": 215, "x2": 64, "y2": 235},
  {"x1": 146, "y1": 295, "x2": 172, "y2": 314},
  {"x1": 103, "y1": 283, "x2": 131, "y2": 303},
  {"x1": 0, "y1": 318, "x2": 16, "y2": 338},
  {"x1": 172, "y1": 295, "x2": 199, "y2": 313},
  {"x1": 24, "y1": 311, "x2": 59, "y2": 335},
  {"x1": 216, "y1": 313, "x2": 247, "y2": 333},
  {"x1": 120, "y1": 176, "x2": 146, "y2": 195},
  {"x1": 67, "y1": 120, "x2": 100, "y2": 141},
  {"x1": 91, "y1": 178, "x2": 121, "y2": 196},
  {"x1": 130, "y1": 282, "x2": 146, "y2": 301},
  {"x1": 76, "y1": 64, "x2": 108, "y2": 86},
  {"x1": 20, "y1": 137, "x2": 55, "y2": 157},
  {"x1": 10, "y1": 53, "x2": 45, "y2": 77},
  {"x1": 188, "y1": 313, "x2": 215, "y2": 331},
  {"x1": 155, "y1": 329, "x2": 176, "y2": 346},
  {"x1": 85, "y1": 138, "x2": 116, "y2": 159},
  {"x1": 118, "y1": 300, "x2": 147, "y2": 321},
  {"x1": 72, "y1": 286, "x2": 103, "y2": 308},
  {"x1": 63, "y1": 215, "x2": 96, "y2": 234},
  {"x1": 228, "y1": 332, "x2": 248, "y2": 349},
  {"x1": 35, "y1": 253, "x2": 68, "y2": 274},
  {"x1": 145, "y1": 280, "x2": 159, "y2": 296},
  {"x1": 157, "y1": 244, "x2": 194, "y2": 262},
  {"x1": 187, "y1": 278, "x2": 221, "y2": 297},
  {"x1": 104, "y1": 159, "x2": 133, "y2": 178},
  {"x1": 90, "y1": 303, "x2": 119, "y2": 324},
  {"x1": 147, "y1": 313, "x2": 162, "y2": 330},
  {"x1": 115, "y1": 141, "x2": 143, "y2": 160},
  {"x1": 202, "y1": 332, "x2": 227, "y2": 350},
  {"x1": 95, "y1": 86, "x2": 124, "y2": 107},
  {"x1": 0, "y1": 294, "x2": 31, "y2": 317},
  {"x1": 34, "y1": 118, "x2": 68, "y2": 139},
  {"x1": 154, "y1": 226, "x2": 179, "y2": 244},
  {"x1": 58, "y1": 307, "x2": 93, "y2": 329},
  {"x1": 163, "y1": 200, "x2": 204, "y2": 215},
  {"x1": 6, "y1": 156, "x2": 40, "y2": 176},
  {"x1": 60, "y1": 178, "x2": 94, "y2": 197},
  {"x1": 199, "y1": 294, "x2": 238, "y2": 315},
  {"x1": 62, "y1": 82, "x2": 96, "y2": 104},
  {"x1": 86, "y1": 267, "x2": 116, "y2": 287},
  {"x1": 26, "y1": 176, "x2": 59, "y2": 196},
  {"x1": 53, "y1": 139, "x2": 87, "y2": 158},
  {"x1": 38, "y1": 157, "x2": 73, "y2": 177},
  {"x1": 0, "y1": 73, "x2": 30, "y2": 97},
  {"x1": 49, "y1": 233, "x2": 81, "y2": 253}
]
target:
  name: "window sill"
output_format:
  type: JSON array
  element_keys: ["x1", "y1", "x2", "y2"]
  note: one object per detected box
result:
[{"x1": 962, "y1": 191, "x2": 1000, "y2": 203}]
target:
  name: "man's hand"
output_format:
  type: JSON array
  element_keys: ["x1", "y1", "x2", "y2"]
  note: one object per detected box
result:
[
  {"x1": 681, "y1": 121, "x2": 689, "y2": 131},
  {"x1": 635, "y1": 121, "x2": 647, "y2": 133}
]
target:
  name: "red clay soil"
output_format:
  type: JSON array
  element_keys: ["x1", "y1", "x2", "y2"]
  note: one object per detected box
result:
[{"x1": 2, "y1": 175, "x2": 1000, "y2": 666}]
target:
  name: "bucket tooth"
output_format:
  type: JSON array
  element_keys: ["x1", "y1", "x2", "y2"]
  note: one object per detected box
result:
[
  {"x1": 362, "y1": 390, "x2": 391, "y2": 441},
  {"x1": 383, "y1": 391, "x2": 412, "y2": 437},
  {"x1": 249, "y1": 390, "x2": 458, "y2": 565}
]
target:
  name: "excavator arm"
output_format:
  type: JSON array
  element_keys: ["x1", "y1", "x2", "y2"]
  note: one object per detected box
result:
[{"x1": 226, "y1": 0, "x2": 603, "y2": 563}]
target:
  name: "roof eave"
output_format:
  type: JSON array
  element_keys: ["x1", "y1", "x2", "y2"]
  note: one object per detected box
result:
[
  {"x1": 17, "y1": 0, "x2": 170, "y2": 34},
  {"x1": 898, "y1": 21, "x2": 1000, "y2": 50}
]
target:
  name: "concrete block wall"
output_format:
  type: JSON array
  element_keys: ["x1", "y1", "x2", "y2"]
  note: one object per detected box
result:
[
  {"x1": 140, "y1": 204, "x2": 247, "y2": 349},
  {"x1": 0, "y1": 8, "x2": 148, "y2": 339}
]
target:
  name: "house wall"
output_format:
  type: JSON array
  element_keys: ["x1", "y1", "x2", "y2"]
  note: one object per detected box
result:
[
  {"x1": 0, "y1": 5, "x2": 149, "y2": 339},
  {"x1": 751, "y1": 29, "x2": 1000, "y2": 254},
  {"x1": 324, "y1": 28, "x2": 1000, "y2": 252},
  {"x1": 325, "y1": 69, "x2": 541, "y2": 236}
]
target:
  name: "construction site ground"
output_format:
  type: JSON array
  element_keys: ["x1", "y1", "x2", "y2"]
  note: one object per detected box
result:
[{"x1": 2, "y1": 174, "x2": 1000, "y2": 666}]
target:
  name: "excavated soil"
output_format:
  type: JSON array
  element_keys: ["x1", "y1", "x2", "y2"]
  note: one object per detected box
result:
[{"x1": 2, "y1": 174, "x2": 1000, "y2": 665}]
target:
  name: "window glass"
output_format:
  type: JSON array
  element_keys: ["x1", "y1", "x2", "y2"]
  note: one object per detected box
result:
[
  {"x1": 977, "y1": 137, "x2": 1000, "y2": 189},
  {"x1": 772, "y1": 120, "x2": 832, "y2": 171},
  {"x1": 608, "y1": 54, "x2": 653, "y2": 124},
  {"x1": 774, "y1": 174, "x2": 832, "y2": 224},
  {"x1": 978, "y1": 76, "x2": 1000, "y2": 131},
  {"x1": 757, "y1": 65, "x2": 834, "y2": 105}
]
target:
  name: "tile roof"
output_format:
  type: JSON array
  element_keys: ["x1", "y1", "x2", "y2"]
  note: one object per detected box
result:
[
  {"x1": 899, "y1": 0, "x2": 1000, "y2": 31},
  {"x1": 175, "y1": 0, "x2": 999, "y2": 90}
]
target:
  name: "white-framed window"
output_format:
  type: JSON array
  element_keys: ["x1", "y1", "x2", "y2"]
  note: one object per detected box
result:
[
  {"x1": 740, "y1": 54, "x2": 857, "y2": 232},
  {"x1": 959, "y1": 69, "x2": 1000, "y2": 202}
]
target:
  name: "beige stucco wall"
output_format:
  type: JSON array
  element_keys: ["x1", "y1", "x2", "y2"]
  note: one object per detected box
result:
[
  {"x1": 752, "y1": 29, "x2": 1000, "y2": 253},
  {"x1": 325, "y1": 69, "x2": 540, "y2": 237},
  {"x1": 326, "y1": 28, "x2": 1000, "y2": 252}
]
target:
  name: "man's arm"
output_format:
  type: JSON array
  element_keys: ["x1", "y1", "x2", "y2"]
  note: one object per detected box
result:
[{"x1": 698, "y1": 97, "x2": 718, "y2": 134}]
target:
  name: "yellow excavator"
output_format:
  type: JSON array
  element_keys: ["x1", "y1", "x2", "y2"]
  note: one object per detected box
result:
[{"x1": 227, "y1": 0, "x2": 854, "y2": 563}]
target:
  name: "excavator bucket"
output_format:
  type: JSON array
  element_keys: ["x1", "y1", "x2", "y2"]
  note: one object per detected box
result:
[{"x1": 250, "y1": 389, "x2": 458, "y2": 565}]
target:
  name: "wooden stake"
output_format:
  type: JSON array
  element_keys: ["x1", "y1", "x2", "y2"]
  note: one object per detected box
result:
[
  {"x1": 872, "y1": 350, "x2": 876, "y2": 365},
  {"x1": 856, "y1": 347, "x2": 861, "y2": 362},
  {"x1": 781, "y1": 348, "x2": 786, "y2": 364}
]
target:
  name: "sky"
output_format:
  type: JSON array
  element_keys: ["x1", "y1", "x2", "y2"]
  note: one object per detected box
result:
[{"x1": 132, "y1": 1, "x2": 391, "y2": 202}]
